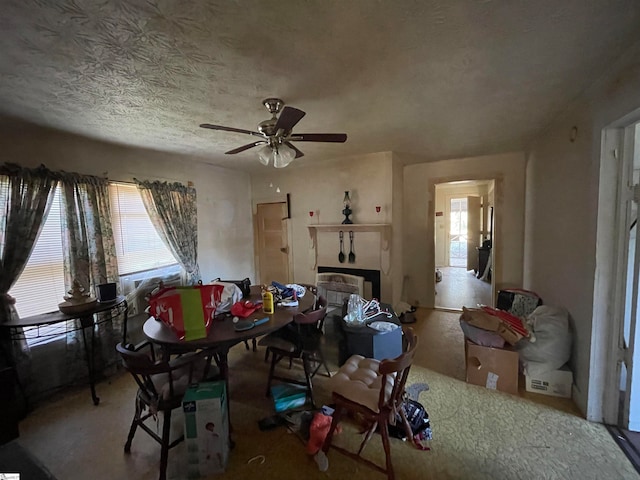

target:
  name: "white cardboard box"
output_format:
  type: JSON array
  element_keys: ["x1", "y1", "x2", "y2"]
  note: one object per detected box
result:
[
  {"x1": 525, "y1": 365, "x2": 573, "y2": 398},
  {"x1": 182, "y1": 381, "x2": 229, "y2": 478}
]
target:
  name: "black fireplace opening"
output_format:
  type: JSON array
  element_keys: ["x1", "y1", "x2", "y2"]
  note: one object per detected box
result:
[{"x1": 317, "y1": 266, "x2": 381, "y2": 300}]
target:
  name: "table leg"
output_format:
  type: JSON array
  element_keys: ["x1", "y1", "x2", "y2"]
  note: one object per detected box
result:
[
  {"x1": 79, "y1": 317, "x2": 100, "y2": 406},
  {"x1": 211, "y1": 350, "x2": 234, "y2": 449}
]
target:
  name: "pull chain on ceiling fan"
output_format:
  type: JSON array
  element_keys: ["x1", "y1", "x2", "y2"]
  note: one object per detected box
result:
[{"x1": 200, "y1": 98, "x2": 347, "y2": 168}]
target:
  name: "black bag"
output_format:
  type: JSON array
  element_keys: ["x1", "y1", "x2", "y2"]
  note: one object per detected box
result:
[
  {"x1": 213, "y1": 277, "x2": 251, "y2": 298},
  {"x1": 388, "y1": 398, "x2": 432, "y2": 441}
]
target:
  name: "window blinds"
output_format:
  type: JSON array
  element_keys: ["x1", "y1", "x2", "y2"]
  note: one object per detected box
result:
[
  {"x1": 109, "y1": 183, "x2": 177, "y2": 275},
  {"x1": 9, "y1": 186, "x2": 66, "y2": 318}
]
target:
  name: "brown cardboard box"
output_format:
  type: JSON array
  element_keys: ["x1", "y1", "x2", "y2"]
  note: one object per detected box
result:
[
  {"x1": 461, "y1": 307, "x2": 524, "y2": 345},
  {"x1": 465, "y1": 339, "x2": 519, "y2": 395}
]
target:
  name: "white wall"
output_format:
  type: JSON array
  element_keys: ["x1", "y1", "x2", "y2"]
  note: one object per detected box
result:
[
  {"x1": 250, "y1": 152, "x2": 403, "y2": 305},
  {"x1": 0, "y1": 118, "x2": 255, "y2": 282},
  {"x1": 524, "y1": 40, "x2": 640, "y2": 418},
  {"x1": 402, "y1": 152, "x2": 526, "y2": 308}
]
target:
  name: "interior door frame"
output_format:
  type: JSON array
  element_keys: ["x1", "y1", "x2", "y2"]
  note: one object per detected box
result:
[
  {"x1": 252, "y1": 194, "x2": 293, "y2": 285},
  {"x1": 599, "y1": 120, "x2": 640, "y2": 427},
  {"x1": 429, "y1": 176, "x2": 499, "y2": 309}
]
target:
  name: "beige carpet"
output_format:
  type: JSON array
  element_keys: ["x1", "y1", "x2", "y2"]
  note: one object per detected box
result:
[{"x1": 16, "y1": 311, "x2": 639, "y2": 479}]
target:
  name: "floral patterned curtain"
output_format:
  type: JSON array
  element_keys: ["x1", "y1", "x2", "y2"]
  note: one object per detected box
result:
[
  {"x1": 0, "y1": 163, "x2": 57, "y2": 413},
  {"x1": 135, "y1": 179, "x2": 201, "y2": 284},
  {"x1": 59, "y1": 172, "x2": 120, "y2": 382},
  {"x1": 0, "y1": 164, "x2": 57, "y2": 323}
]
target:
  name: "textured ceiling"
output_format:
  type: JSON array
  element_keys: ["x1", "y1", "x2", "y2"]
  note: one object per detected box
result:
[{"x1": 1, "y1": 1, "x2": 640, "y2": 172}]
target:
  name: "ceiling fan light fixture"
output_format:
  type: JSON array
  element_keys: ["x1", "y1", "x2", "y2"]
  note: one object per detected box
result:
[
  {"x1": 257, "y1": 145, "x2": 272, "y2": 166},
  {"x1": 273, "y1": 143, "x2": 295, "y2": 168}
]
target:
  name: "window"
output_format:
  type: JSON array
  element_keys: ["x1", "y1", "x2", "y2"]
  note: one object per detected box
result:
[
  {"x1": 449, "y1": 197, "x2": 468, "y2": 266},
  {"x1": 2, "y1": 180, "x2": 179, "y2": 345},
  {"x1": 8, "y1": 185, "x2": 66, "y2": 319},
  {"x1": 109, "y1": 183, "x2": 178, "y2": 274}
]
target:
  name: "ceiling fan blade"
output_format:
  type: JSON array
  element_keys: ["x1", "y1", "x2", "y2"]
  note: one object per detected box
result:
[
  {"x1": 200, "y1": 123, "x2": 263, "y2": 138},
  {"x1": 285, "y1": 142, "x2": 305, "y2": 159},
  {"x1": 288, "y1": 133, "x2": 347, "y2": 143},
  {"x1": 275, "y1": 106, "x2": 306, "y2": 132},
  {"x1": 225, "y1": 141, "x2": 267, "y2": 154}
]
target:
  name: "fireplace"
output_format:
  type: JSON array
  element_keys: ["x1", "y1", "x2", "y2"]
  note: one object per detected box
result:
[{"x1": 317, "y1": 266, "x2": 381, "y2": 300}]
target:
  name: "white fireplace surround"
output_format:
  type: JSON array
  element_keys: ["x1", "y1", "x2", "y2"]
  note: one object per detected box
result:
[{"x1": 308, "y1": 223, "x2": 392, "y2": 303}]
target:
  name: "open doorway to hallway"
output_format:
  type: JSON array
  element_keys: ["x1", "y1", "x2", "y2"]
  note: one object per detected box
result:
[{"x1": 434, "y1": 180, "x2": 494, "y2": 310}]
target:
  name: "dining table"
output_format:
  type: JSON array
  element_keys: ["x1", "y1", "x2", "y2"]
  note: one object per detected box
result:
[{"x1": 142, "y1": 285, "x2": 315, "y2": 440}]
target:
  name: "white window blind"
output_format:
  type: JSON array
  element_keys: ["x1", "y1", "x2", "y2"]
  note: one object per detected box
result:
[
  {"x1": 8, "y1": 184, "x2": 67, "y2": 318},
  {"x1": 109, "y1": 183, "x2": 178, "y2": 275}
]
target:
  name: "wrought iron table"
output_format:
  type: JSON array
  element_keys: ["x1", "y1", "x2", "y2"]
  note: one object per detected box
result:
[{"x1": 1, "y1": 296, "x2": 128, "y2": 405}]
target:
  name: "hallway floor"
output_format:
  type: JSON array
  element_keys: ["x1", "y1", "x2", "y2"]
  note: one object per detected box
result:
[{"x1": 435, "y1": 266, "x2": 492, "y2": 310}]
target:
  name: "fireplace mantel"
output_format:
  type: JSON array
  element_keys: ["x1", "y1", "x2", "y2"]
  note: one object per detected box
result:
[{"x1": 307, "y1": 223, "x2": 391, "y2": 273}]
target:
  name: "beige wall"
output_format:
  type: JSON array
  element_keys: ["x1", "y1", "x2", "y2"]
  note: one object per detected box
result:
[
  {"x1": 0, "y1": 119, "x2": 254, "y2": 283},
  {"x1": 250, "y1": 152, "x2": 403, "y2": 305},
  {"x1": 524, "y1": 40, "x2": 640, "y2": 418},
  {"x1": 402, "y1": 152, "x2": 526, "y2": 308}
]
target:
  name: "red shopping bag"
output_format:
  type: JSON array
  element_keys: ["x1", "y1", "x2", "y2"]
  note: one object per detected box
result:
[{"x1": 148, "y1": 284, "x2": 224, "y2": 341}]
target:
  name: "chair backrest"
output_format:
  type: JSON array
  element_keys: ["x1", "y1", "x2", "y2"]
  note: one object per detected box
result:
[
  {"x1": 299, "y1": 283, "x2": 318, "y2": 297},
  {"x1": 377, "y1": 328, "x2": 418, "y2": 412},
  {"x1": 116, "y1": 342, "x2": 175, "y2": 403},
  {"x1": 294, "y1": 299, "x2": 327, "y2": 327},
  {"x1": 292, "y1": 300, "x2": 328, "y2": 350}
]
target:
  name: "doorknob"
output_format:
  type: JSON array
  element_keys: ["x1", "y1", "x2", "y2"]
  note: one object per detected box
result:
[{"x1": 280, "y1": 246, "x2": 289, "y2": 254}]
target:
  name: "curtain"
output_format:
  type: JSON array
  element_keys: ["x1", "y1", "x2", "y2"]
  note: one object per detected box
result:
[
  {"x1": 135, "y1": 179, "x2": 201, "y2": 284},
  {"x1": 0, "y1": 163, "x2": 57, "y2": 413},
  {"x1": 59, "y1": 172, "x2": 120, "y2": 382}
]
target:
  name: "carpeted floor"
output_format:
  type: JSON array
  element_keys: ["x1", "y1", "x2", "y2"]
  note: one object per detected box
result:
[{"x1": 15, "y1": 310, "x2": 640, "y2": 480}]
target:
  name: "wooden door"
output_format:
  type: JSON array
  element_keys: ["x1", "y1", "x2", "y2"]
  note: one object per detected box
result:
[
  {"x1": 255, "y1": 202, "x2": 290, "y2": 285},
  {"x1": 466, "y1": 196, "x2": 482, "y2": 271}
]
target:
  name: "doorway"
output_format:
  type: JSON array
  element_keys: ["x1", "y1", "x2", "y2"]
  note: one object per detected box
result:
[
  {"x1": 434, "y1": 180, "x2": 494, "y2": 310},
  {"x1": 604, "y1": 121, "x2": 640, "y2": 431}
]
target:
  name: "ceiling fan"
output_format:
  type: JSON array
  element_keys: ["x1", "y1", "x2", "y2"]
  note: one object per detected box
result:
[{"x1": 200, "y1": 98, "x2": 347, "y2": 168}]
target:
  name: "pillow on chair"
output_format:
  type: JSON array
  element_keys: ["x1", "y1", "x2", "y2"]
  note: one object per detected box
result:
[{"x1": 328, "y1": 355, "x2": 395, "y2": 413}]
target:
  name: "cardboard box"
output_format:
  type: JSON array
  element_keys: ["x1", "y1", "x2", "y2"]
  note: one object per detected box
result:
[
  {"x1": 461, "y1": 307, "x2": 525, "y2": 345},
  {"x1": 465, "y1": 339, "x2": 519, "y2": 395},
  {"x1": 183, "y1": 381, "x2": 229, "y2": 477},
  {"x1": 270, "y1": 383, "x2": 308, "y2": 412},
  {"x1": 525, "y1": 365, "x2": 573, "y2": 398}
]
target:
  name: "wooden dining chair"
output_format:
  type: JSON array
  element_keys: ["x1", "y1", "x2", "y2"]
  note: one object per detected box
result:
[
  {"x1": 298, "y1": 283, "x2": 319, "y2": 311},
  {"x1": 322, "y1": 328, "x2": 418, "y2": 480},
  {"x1": 116, "y1": 342, "x2": 220, "y2": 480},
  {"x1": 259, "y1": 296, "x2": 330, "y2": 408}
]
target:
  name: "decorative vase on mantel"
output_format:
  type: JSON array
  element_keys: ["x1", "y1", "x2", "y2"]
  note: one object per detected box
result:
[{"x1": 342, "y1": 190, "x2": 353, "y2": 224}]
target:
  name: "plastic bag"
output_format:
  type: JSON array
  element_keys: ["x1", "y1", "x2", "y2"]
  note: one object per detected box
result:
[
  {"x1": 517, "y1": 305, "x2": 572, "y2": 376},
  {"x1": 148, "y1": 284, "x2": 223, "y2": 341},
  {"x1": 210, "y1": 281, "x2": 243, "y2": 315},
  {"x1": 344, "y1": 293, "x2": 365, "y2": 326}
]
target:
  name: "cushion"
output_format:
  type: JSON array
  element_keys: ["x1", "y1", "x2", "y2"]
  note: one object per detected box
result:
[{"x1": 328, "y1": 355, "x2": 394, "y2": 413}]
